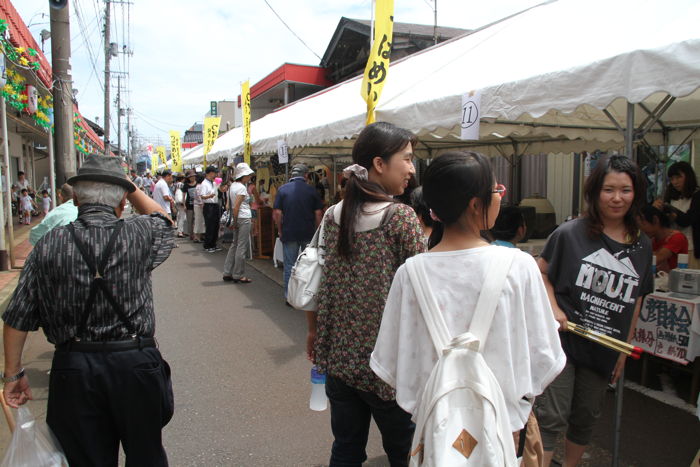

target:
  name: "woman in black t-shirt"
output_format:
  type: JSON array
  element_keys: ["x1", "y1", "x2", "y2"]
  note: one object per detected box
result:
[{"x1": 534, "y1": 155, "x2": 652, "y2": 467}]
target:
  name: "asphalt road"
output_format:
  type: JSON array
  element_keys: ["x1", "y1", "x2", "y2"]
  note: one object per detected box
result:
[{"x1": 154, "y1": 239, "x2": 388, "y2": 467}]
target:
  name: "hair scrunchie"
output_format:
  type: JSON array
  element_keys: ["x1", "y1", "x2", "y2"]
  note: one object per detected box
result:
[
  {"x1": 342, "y1": 164, "x2": 369, "y2": 181},
  {"x1": 429, "y1": 209, "x2": 442, "y2": 223}
]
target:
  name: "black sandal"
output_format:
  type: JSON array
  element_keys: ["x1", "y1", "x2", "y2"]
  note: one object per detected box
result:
[{"x1": 234, "y1": 277, "x2": 252, "y2": 284}]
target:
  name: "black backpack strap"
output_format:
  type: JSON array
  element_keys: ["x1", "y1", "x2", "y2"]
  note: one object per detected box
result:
[
  {"x1": 516, "y1": 410, "x2": 528, "y2": 458},
  {"x1": 68, "y1": 220, "x2": 135, "y2": 339}
]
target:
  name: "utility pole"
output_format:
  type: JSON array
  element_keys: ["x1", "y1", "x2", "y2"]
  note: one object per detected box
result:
[
  {"x1": 116, "y1": 75, "x2": 121, "y2": 160},
  {"x1": 50, "y1": 0, "x2": 77, "y2": 183},
  {"x1": 433, "y1": 0, "x2": 438, "y2": 45},
  {"x1": 127, "y1": 108, "x2": 132, "y2": 167},
  {"x1": 103, "y1": 0, "x2": 111, "y2": 155}
]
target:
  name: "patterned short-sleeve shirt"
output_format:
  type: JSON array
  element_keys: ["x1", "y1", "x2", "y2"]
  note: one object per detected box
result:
[
  {"x1": 314, "y1": 203, "x2": 426, "y2": 400},
  {"x1": 2, "y1": 204, "x2": 174, "y2": 344}
]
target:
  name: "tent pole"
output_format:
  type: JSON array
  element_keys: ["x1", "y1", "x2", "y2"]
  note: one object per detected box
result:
[
  {"x1": 612, "y1": 101, "x2": 634, "y2": 467},
  {"x1": 612, "y1": 367, "x2": 625, "y2": 467},
  {"x1": 625, "y1": 102, "x2": 635, "y2": 159},
  {"x1": 1, "y1": 96, "x2": 15, "y2": 269},
  {"x1": 332, "y1": 155, "x2": 337, "y2": 200}
]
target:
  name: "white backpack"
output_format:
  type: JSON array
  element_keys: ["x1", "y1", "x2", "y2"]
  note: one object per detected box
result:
[{"x1": 404, "y1": 248, "x2": 518, "y2": 467}]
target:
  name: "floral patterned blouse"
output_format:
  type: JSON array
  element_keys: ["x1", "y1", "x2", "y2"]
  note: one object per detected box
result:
[{"x1": 314, "y1": 202, "x2": 426, "y2": 400}]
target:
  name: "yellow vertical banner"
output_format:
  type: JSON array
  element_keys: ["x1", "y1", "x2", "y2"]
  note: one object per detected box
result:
[
  {"x1": 360, "y1": 0, "x2": 394, "y2": 125},
  {"x1": 242, "y1": 80, "x2": 251, "y2": 165},
  {"x1": 169, "y1": 131, "x2": 183, "y2": 172},
  {"x1": 151, "y1": 154, "x2": 158, "y2": 175},
  {"x1": 203, "y1": 116, "x2": 222, "y2": 167},
  {"x1": 156, "y1": 146, "x2": 167, "y2": 168}
]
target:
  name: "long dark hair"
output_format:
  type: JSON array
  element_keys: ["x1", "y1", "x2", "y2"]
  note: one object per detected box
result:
[
  {"x1": 410, "y1": 186, "x2": 433, "y2": 229},
  {"x1": 664, "y1": 161, "x2": 698, "y2": 201},
  {"x1": 422, "y1": 151, "x2": 495, "y2": 249},
  {"x1": 583, "y1": 154, "x2": 646, "y2": 242},
  {"x1": 640, "y1": 204, "x2": 671, "y2": 228},
  {"x1": 338, "y1": 122, "x2": 417, "y2": 258},
  {"x1": 491, "y1": 206, "x2": 525, "y2": 242}
]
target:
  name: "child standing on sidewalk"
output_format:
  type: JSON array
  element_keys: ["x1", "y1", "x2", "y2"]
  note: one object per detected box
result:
[
  {"x1": 19, "y1": 189, "x2": 37, "y2": 225},
  {"x1": 41, "y1": 190, "x2": 52, "y2": 215}
]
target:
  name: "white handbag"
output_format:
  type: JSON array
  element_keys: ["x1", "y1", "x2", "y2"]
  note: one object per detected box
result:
[{"x1": 287, "y1": 206, "x2": 334, "y2": 311}]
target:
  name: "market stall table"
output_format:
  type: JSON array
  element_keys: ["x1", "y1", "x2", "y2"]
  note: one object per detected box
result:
[{"x1": 632, "y1": 291, "x2": 700, "y2": 403}]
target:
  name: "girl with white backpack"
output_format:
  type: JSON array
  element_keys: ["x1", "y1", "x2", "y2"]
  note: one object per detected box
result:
[{"x1": 371, "y1": 151, "x2": 566, "y2": 465}]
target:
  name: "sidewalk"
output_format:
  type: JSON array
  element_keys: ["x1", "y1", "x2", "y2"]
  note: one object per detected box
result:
[
  {"x1": 0, "y1": 216, "x2": 55, "y2": 459},
  {"x1": 0, "y1": 216, "x2": 41, "y2": 314}
]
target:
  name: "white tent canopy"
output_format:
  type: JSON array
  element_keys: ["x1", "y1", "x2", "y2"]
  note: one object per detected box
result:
[{"x1": 203, "y1": 0, "x2": 700, "y2": 162}]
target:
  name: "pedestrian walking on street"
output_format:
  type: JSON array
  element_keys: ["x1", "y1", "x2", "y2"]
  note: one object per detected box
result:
[
  {"x1": 130, "y1": 168, "x2": 144, "y2": 191},
  {"x1": 29, "y1": 183, "x2": 79, "y2": 245},
  {"x1": 143, "y1": 171, "x2": 155, "y2": 196},
  {"x1": 273, "y1": 163, "x2": 323, "y2": 301},
  {"x1": 183, "y1": 170, "x2": 197, "y2": 240},
  {"x1": 193, "y1": 173, "x2": 206, "y2": 243},
  {"x1": 534, "y1": 155, "x2": 653, "y2": 467},
  {"x1": 2, "y1": 155, "x2": 175, "y2": 467},
  {"x1": 201, "y1": 166, "x2": 222, "y2": 252},
  {"x1": 308, "y1": 122, "x2": 425, "y2": 467},
  {"x1": 153, "y1": 170, "x2": 174, "y2": 216},
  {"x1": 223, "y1": 162, "x2": 255, "y2": 283},
  {"x1": 19, "y1": 188, "x2": 36, "y2": 225},
  {"x1": 371, "y1": 151, "x2": 565, "y2": 466},
  {"x1": 174, "y1": 173, "x2": 188, "y2": 237}
]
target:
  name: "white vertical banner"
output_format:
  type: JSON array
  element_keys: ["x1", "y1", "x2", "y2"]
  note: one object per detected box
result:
[
  {"x1": 460, "y1": 91, "x2": 481, "y2": 140},
  {"x1": 277, "y1": 139, "x2": 289, "y2": 164}
]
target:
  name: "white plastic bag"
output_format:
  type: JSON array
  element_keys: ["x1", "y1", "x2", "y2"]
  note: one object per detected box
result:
[{"x1": 1, "y1": 406, "x2": 68, "y2": 467}]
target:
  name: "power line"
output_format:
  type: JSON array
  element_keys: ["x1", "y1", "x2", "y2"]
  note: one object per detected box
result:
[
  {"x1": 132, "y1": 109, "x2": 188, "y2": 128},
  {"x1": 262, "y1": 0, "x2": 321, "y2": 61}
]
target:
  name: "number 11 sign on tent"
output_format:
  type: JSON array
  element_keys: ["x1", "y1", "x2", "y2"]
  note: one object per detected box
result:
[{"x1": 460, "y1": 91, "x2": 481, "y2": 141}]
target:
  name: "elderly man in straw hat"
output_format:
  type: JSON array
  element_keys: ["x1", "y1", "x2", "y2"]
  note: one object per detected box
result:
[{"x1": 2, "y1": 156, "x2": 175, "y2": 466}]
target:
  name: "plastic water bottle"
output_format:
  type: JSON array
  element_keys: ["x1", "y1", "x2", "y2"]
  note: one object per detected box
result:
[
  {"x1": 678, "y1": 253, "x2": 689, "y2": 269},
  {"x1": 652, "y1": 256, "x2": 657, "y2": 275},
  {"x1": 309, "y1": 365, "x2": 328, "y2": 411}
]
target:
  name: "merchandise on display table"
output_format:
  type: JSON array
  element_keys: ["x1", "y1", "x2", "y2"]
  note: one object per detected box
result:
[{"x1": 633, "y1": 291, "x2": 699, "y2": 365}]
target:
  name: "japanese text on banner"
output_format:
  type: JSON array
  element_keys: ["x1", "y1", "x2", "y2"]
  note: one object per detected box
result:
[
  {"x1": 156, "y1": 146, "x2": 167, "y2": 168},
  {"x1": 203, "y1": 116, "x2": 221, "y2": 167},
  {"x1": 277, "y1": 140, "x2": 289, "y2": 165},
  {"x1": 360, "y1": 0, "x2": 394, "y2": 125},
  {"x1": 169, "y1": 131, "x2": 182, "y2": 172},
  {"x1": 151, "y1": 154, "x2": 158, "y2": 175},
  {"x1": 632, "y1": 294, "x2": 694, "y2": 364},
  {"x1": 242, "y1": 80, "x2": 251, "y2": 165},
  {"x1": 460, "y1": 91, "x2": 481, "y2": 140}
]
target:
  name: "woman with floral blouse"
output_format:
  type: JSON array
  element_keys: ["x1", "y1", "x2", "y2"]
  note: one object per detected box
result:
[{"x1": 306, "y1": 122, "x2": 425, "y2": 467}]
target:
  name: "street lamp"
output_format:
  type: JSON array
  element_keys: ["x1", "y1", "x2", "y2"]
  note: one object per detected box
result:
[{"x1": 40, "y1": 29, "x2": 51, "y2": 52}]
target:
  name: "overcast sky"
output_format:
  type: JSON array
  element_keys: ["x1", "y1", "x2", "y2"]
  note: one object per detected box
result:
[{"x1": 16, "y1": 0, "x2": 542, "y2": 148}]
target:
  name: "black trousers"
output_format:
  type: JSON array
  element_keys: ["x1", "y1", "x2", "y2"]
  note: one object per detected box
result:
[
  {"x1": 203, "y1": 203, "x2": 220, "y2": 249},
  {"x1": 326, "y1": 375, "x2": 414, "y2": 467},
  {"x1": 47, "y1": 347, "x2": 174, "y2": 467}
]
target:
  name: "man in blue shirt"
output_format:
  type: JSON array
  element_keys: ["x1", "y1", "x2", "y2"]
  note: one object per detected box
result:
[
  {"x1": 273, "y1": 164, "x2": 323, "y2": 302},
  {"x1": 29, "y1": 184, "x2": 79, "y2": 246}
]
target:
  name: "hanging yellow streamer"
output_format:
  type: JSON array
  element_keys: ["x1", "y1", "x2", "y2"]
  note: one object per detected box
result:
[
  {"x1": 203, "y1": 116, "x2": 221, "y2": 167},
  {"x1": 156, "y1": 146, "x2": 167, "y2": 170},
  {"x1": 360, "y1": 0, "x2": 394, "y2": 125},
  {"x1": 169, "y1": 131, "x2": 183, "y2": 172},
  {"x1": 242, "y1": 80, "x2": 251, "y2": 165}
]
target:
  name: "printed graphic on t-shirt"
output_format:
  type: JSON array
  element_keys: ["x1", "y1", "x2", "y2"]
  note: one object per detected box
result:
[{"x1": 574, "y1": 248, "x2": 640, "y2": 338}]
